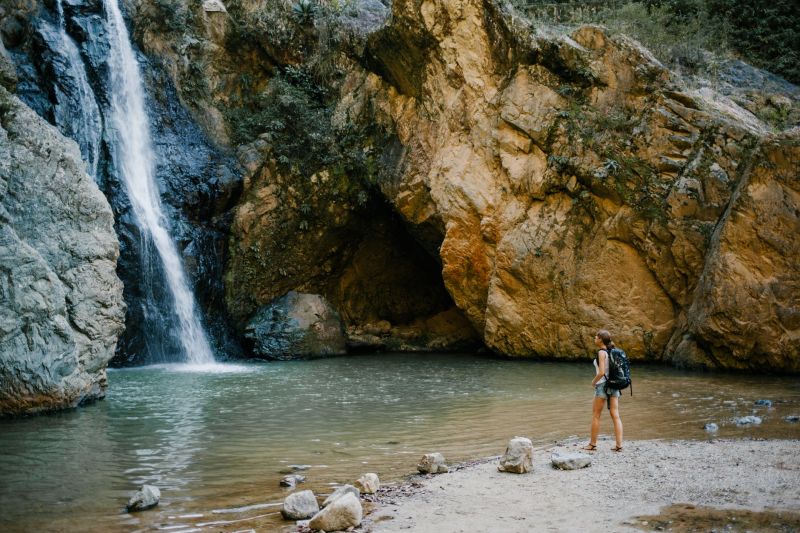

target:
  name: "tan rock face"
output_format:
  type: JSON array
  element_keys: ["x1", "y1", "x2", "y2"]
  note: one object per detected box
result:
[{"x1": 337, "y1": 0, "x2": 799, "y2": 370}]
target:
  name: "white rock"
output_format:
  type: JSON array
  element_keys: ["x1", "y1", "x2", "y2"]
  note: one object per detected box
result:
[
  {"x1": 551, "y1": 451, "x2": 592, "y2": 470},
  {"x1": 280, "y1": 474, "x2": 306, "y2": 488},
  {"x1": 354, "y1": 473, "x2": 380, "y2": 494},
  {"x1": 704, "y1": 423, "x2": 719, "y2": 432},
  {"x1": 498, "y1": 436, "x2": 533, "y2": 474},
  {"x1": 417, "y1": 453, "x2": 449, "y2": 474},
  {"x1": 734, "y1": 416, "x2": 762, "y2": 426},
  {"x1": 282, "y1": 490, "x2": 319, "y2": 520},
  {"x1": 126, "y1": 485, "x2": 160, "y2": 512},
  {"x1": 202, "y1": 0, "x2": 227, "y2": 13},
  {"x1": 322, "y1": 484, "x2": 360, "y2": 508},
  {"x1": 308, "y1": 492, "x2": 362, "y2": 531}
]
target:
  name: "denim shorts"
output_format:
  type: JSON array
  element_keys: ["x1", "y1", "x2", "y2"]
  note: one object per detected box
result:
[{"x1": 595, "y1": 381, "x2": 621, "y2": 398}]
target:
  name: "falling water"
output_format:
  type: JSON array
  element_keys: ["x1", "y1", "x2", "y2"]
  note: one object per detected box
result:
[
  {"x1": 52, "y1": 0, "x2": 102, "y2": 179},
  {"x1": 102, "y1": 0, "x2": 215, "y2": 365}
]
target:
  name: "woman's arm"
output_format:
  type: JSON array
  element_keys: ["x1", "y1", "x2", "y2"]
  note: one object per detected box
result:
[{"x1": 591, "y1": 350, "x2": 608, "y2": 386}]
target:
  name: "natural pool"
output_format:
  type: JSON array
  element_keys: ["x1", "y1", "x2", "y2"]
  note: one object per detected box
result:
[{"x1": 1, "y1": 353, "x2": 798, "y2": 532}]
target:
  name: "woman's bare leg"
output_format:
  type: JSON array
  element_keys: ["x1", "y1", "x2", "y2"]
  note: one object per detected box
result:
[
  {"x1": 589, "y1": 397, "x2": 605, "y2": 445},
  {"x1": 609, "y1": 396, "x2": 623, "y2": 448}
]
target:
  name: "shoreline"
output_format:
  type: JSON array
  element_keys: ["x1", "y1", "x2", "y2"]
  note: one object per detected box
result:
[{"x1": 356, "y1": 437, "x2": 800, "y2": 532}]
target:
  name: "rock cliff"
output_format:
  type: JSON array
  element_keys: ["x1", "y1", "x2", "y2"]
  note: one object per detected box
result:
[
  {"x1": 7, "y1": 0, "x2": 794, "y2": 371},
  {"x1": 129, "y1": 0, "x2": 796, "y2": 369},
  {"x1": 0, "y1": 85, "x2": 125, "y2": 415},
  {"x1": 333, "y1": 0, "x2": 798, "y2": 370}
]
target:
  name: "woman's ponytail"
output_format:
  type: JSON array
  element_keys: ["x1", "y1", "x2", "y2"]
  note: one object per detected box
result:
[{"x1": 597, "y1": 329, "x2": 615, "y2": 351}]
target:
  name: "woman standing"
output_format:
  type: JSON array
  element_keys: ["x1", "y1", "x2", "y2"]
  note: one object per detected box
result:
[{"x1": 583, "y1": 329, "x2": 623, "y2": 452}]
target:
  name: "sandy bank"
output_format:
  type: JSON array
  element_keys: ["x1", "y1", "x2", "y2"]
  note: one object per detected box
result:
[{"x1": 364, "y1": 438, "x2": 800, "y2": 532}]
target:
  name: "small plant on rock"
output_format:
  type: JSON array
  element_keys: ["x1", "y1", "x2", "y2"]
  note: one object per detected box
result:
[{"x1": 292, "y1": 0, "x2": 318, "y2": 25}]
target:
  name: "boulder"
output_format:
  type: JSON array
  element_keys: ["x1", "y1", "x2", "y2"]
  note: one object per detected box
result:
[
  {"x1": 354, "y1": 473, "x2": 380, "y2": 494},
  {"x1": 734, "y1": 416, "x2": 762, "y2": 426},
  {"x1": 498, "y1": 437, "x2": 534, "y2": 474},
  {"x1": 244, "y1": 292, "x2": 347, "y2": 359},
  {"x1": 126, "y1": 485, "x2": 160, "y2": 512},
  {"x1": 551, "y1": 452, "x2": 592, "y2": 470},
  {"x1": 280, "y1": 474, "x2": 306, "y2": 488},
  {"x1": 308, "y1": 492, "x2": 362, "y2": 531},
  {"x1": 282, "y1": 490, "x2": 319, "y2": 520},
  {"x1": 322, "y1": 484, "x2": 360, "y2": 508},
  {"x1": 417, "y1": 453, "x2": 449, "y2": 474},
  {"x1": 0, "y1": 86, "x2": 124, "y2": 416}
]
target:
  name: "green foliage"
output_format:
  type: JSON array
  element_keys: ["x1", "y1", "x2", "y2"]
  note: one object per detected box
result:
[
  {"x1": 292, "y1": 0, "x2": 319, "y2": 25},
  {"x1": 223, "y1": 64, "x2": 391, "y2": 205},
  {"x1": 511, "y1": 0, "x2": 799, "y2": 83},
  {"x1": 707, "y1": 0, "x2": 800, "y2": 84}
]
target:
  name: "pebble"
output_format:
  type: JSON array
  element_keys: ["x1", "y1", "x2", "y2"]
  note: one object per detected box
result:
[
  {"x1": 754, "y1": 399, "x2": 772, "y2": 407},
  {"x1": 704, "y1": 423, "x2": 719, "y2": 432}
]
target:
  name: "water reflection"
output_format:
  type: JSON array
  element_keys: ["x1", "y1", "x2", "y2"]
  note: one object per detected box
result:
[{"x1": 0, "y1": 354, "x2": 798, "y2": 532}]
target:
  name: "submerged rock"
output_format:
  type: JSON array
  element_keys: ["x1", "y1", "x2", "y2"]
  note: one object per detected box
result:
[
  {"x1": 126, "y1": 485, "x2": 160, "y2": 512},
  {"x1": 704, "y1": 423, "x2": 719, "y2": 433},
  {"x1": 784, "y1": 415, "x2": 800, "y2": 423},
  {"x1": 282, "y1": 490, "x2": 319, "y2": 520},
  {"x1": 417, "y1": 453, "x2": 449, "y2": 474},
  {"x1": 551, "y1": 452, "x2": 592, "y2": 470},
  {"x1": 245, "y1": 292, "x2": 347, "y2": 360},
  {"x1": 308, "y1": 492, "x2": 362, "y2": 531},
  {"x1": 498, "y1": 437, "x2": 534, "y2": 474},
  {"x1": 754, "y1": 400, "x2": 773, "y2": 407},
  {"x1": 279, "y1": 464, "x2": 312, "y2": 474},
  {"x1": 0, "y1": 86, "x2": 125, "y2": 416},
  {"x1": 354, "y1": 473, "x2": 380, "y2": 494},
  {"x1": 322, "y1": 484, "x2": 360, "y2": 508}
]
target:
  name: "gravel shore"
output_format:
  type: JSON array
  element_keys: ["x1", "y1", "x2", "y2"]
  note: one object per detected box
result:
[{"x1": 364, "y1": 438, "x2": 800, "y2": 532}]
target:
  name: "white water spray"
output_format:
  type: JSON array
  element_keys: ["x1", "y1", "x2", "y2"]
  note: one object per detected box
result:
[
  {"x1": 103, "y1": 0, "x2": 214, "y2": 365},
  {"x1": 54, "y1": 0, "x2": 101, "y2": 179}
]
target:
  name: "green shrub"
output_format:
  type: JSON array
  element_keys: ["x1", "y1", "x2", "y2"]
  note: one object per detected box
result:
[{"x1": 510, "y1": 0, "x2": 798, "y2": 82}]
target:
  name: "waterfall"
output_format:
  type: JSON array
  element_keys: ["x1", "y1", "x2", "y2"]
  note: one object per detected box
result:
[
  {"x1": 102, "y1": 0, "x2": 215, "y2": 365},
  {"x1": 52, "y1": 0, "x2": 102, "y2": 179}
]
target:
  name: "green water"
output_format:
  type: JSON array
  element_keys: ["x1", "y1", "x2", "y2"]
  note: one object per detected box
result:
[{"x1": 1, "y1": 353, "x2": 798, "y2": 532}]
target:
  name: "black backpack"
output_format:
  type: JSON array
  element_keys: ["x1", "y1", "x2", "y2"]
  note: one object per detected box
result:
[{"x1": 604, "y1": 348, "x2": 632, "y2": 405}]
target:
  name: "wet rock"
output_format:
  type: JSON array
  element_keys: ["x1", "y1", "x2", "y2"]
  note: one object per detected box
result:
[
  {"x1": 245, "y1": 292, "x2": 347, "y2": 360},
  {"x1": 498, "y1": 437, "x2": 534, "y2": 474},
  {"x1": 734, "y1": 416, "x2": 762, "y2": 426},
  {"x1": 0, "y1": 86, "x2": 125, "y2": 416},
  {"x1": 417, "y1": 453, "x2": 449, "y2": 474},
  {"x1": 551, "y1": 452, "x2": 592, "y2": 470},
  {"x1": 322, "y1": 484, "x2": 360, "y2": 508},
  {"x1": 282, "y1": 490, "x2": 319, "y2": 520},
  {"x1": 754, "y1": 400, "x2": 773, "y2": 407},
  {"x1": 126, "y1": 485, "x2": 160, "y2": 512},
  {"x1": 308, "y1": 492, "x2": 362, "y2": 531},
  {"x1": 354, "y1": 473, "x2": 380, "y2": 494},
  {"x1": 784, "y1": 415, "x2": 800, "y2": 423},
  {"x1": 280, "y1": 475, "x2": 306, "y2": 488},
  {"x1": 704, "y1": 423, "x2": 719, "y2": 433}
]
